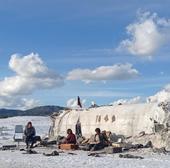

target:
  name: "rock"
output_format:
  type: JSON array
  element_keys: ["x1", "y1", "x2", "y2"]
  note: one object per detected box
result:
[
  {"x1": 104, "y1": 146, "x2": 122, "y2": 154},
  {"x1": 138, "y1": 131, "x2": 145, "y2": 137},
  {"x1": 40, "y1": 140, "x2": 57, "y2": 146},
  {"x1": 132, "y1": 144, "x2": 144, "y2": 149},
  {"x1": 154, "y1": 123, "x2": 165, "y2": 133},
  {"x1": 119, "y1": 154, "x2": 144, "y2": 159},
  {"x1": 67, "y1": 152, "x2": 77, "y2": 155},
  {"x1": 22, "y1": 149, "x2": 38, "y2": 154},
  {"x1": 109, "y1": 133, "x2": 119, "y2": 142},
  {"x1": 43, "y1": 150, "x2": 59, "y2": 156},
  {"x1": 2, "y1": 145, "x2": 17, "y2": 150},
  {"x1": 144, "y1": 141, "x2": 153, "y2": 148},
  {"x1": 152, "y1": 147, "x2": 168, "y2": 154},
  {"x1": 88, "y1": 153, "x2": 101, "y2": 157}
]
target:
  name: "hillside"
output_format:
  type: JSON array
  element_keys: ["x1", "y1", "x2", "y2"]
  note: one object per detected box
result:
[{"x1": 0, "y1": 106, "x2": 66, "y2": 118}]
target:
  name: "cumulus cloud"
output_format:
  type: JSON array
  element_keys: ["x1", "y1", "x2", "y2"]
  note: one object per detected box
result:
[
  {"x1": 147, "y1": 84, "x2": 170, "y2": 103},
  {"x1": 67, "y1": 63, "x2": 139, "y2": 83},
  {"x1": 0, "y1": 96, "x2": 40, "y2": 110},
  {"x1": 0, "y1": 53, "x2": 64, "y2": 109},
  {"x1": 66, "y1": 98, "x2": 86, "y2": 108},
  {"x1": 118, "y1": 11, "x2": 170, "y2": 57},
  {"x1": 111, "y1": 96, "x2": 142, "y2": 105}
]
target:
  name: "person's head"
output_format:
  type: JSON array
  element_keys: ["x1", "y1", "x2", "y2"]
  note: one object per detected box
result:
[
  {"x1": 102, "y1": 130, "x2": 107, "y2": 135},
  {"x1": 107, "y1": 131, "x2": 112, "y2": 137},
  {"x1": 95, "y1": 128, "x2": 101, "y2": 134},
  {"x1": 67, "y1": 129, "x2": 73, "y2": 134},
  {"x1": 27, "y1": 122, "x2": 32, "y2": 128}
]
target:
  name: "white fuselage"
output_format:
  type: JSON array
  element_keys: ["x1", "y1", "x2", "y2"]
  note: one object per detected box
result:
[{"x1": 51, "y1": 103, "x2": 167, "y2": 138}]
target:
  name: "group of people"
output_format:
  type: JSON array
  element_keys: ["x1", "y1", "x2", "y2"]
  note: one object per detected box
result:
[
  {"x1": 62, "y1": 127, "x2": 111, "y2": 151},
  {"x1": 24, "y1": 122, "x2": 78, "y2": 149},
  {"x1": 24, "y1": 121, "x2": 110, "y2": 151}
]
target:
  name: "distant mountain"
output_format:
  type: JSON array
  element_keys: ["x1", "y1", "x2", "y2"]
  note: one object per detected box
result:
[
  {"x1": 0, "y1": 109, "x2": 22, "y2": 118},
  {"x1": 0, "y1": 106, "x2": 66, "y2": 118}
]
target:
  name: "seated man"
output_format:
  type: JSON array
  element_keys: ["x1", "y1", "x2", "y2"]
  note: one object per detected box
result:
[
  {"x1": 88, "y1": 128, "x2": 105, "y2": 151},
  {"x1": 24, "y1": 122, "x2": 36, "y2": 149},
  {"x1": 64, "y1": 129, "x2": 77, "y2": 144},
  {"x1": 102, "y1": 130, "x2": 111, "y2": 147}
]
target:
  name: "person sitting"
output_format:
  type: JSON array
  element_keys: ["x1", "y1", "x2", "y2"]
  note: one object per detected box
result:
[
  {"x1": 102, "y1": 130, "x2": 111, "y2": 147},
  {"x1": 88, "y1": 128, "x2": 105, "y2": 151},
  {"x1": 64, "y1": 129, "x2": 77, "y2": 144},
  {"x1": 24, "y1": 122, "x2": 36, "y2": 149}
]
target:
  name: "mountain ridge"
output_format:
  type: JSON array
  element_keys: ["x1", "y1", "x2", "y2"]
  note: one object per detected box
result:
[{"x1": 0, "y1": 105, "x2": 66, "y2": 118}]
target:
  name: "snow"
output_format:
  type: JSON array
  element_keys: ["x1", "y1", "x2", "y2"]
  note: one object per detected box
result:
[
  {"x1": 0, "y1": 116, "x2": 51, "y2": 145},
  {"x1": 0, "y1": 149, "x2": 170, "y2": 168},
  {"x1": 0, "y1": 116, "x2": 170, "y2": 168}
]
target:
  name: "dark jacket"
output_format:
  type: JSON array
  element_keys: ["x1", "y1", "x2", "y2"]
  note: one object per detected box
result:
[
  {"x1": 95, "y1": 133, "x2": 105, "y2": 144},
  {"x1": 65, "y1": 133, "x2": 76, "y2": 144},
  {"x1": 24, "y1": 127, "x2": 36, "y2": 138}
]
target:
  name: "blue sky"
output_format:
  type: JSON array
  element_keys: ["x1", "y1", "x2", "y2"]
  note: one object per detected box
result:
[{"x1": 0, "y1": 0, "x2": 170, "y2": 109}]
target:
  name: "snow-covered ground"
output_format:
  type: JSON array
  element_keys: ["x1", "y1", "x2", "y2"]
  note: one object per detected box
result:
[
  {"x1": 0, "y1": 149, "x2": 170, "y2": 168},
  {"x1": 0, "y1": 116, "x2": 170, "y2": 168},
  {"x1": 0, "y1": 116, "x2": 51, "y2": 146}
]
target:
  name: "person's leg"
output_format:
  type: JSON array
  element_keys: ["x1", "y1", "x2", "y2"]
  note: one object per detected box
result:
[
  {"x1": 88, "y1": 144, "x2": 94, "y2": 151},
  {"x1": 26, "y1": 142, "x2": 29, "y2": 149},
  {"x1": 92, "y1": 143, "x2": 104, "y2": 151},
  {"x1": 30, "y1": 137, "x2": 35, "y2": 148},
  {"x1": 25, "y1": 137, "x2": 30, "y2": 149}
]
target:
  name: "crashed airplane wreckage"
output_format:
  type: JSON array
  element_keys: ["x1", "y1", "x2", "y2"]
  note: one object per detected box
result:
[{"x1": 49, "y1": 102, "x2": 170, "y2": 149}]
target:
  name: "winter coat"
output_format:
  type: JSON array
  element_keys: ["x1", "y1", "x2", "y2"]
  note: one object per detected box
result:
[
  {"x1": 65, "y1": 133, "x2": 76, "y2": 144},
  {"x1": 24, "y1": 126, "x2": 36, "y2": 138}
]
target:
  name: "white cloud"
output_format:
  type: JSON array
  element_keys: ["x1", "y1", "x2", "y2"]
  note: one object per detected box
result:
[
  {"x1": 19, "y1": 98, "x2": 40, "y2": 110},
  {"x1": 9, "y1": 53, "x2": 49, "y2": 78},
  {"x1": 111, "y1": 96, "x2": 142, "y2": 105},
  {"x1": 118, "y1": 11, "x2": 170, "y2": 57},
  {"x1": 79, "y1": 90, "x2": 137, "y2": 98},
  {"x1": 66, "y1": 98, "x2": 86, "y2": 108},
  {"x1": 165, "y1": 84, "x2": 170, "y2": 91},
  {"x1": 67, "y1": 63, "x2": 139, "y2": 83},
  {"x1": 0, "y1": 96, "x2": 40, "y2": 110},
  {"x1": 147, "y1": 84, "x2": 170, "y2": 103},
  {"x1": 0, "y1": 53, "x2": 64, "y2": 109}
]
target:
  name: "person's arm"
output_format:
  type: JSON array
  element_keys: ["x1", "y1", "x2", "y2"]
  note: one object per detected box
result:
[
  {"x1": 91, "y1": 135, "x2": 100, "y2": 144},
  {"x1": 95, "y1": 134, "x2": 101, "y2": 144},
  {"x1": 34, "y1": 127, "x2": 36, "y2": 136},
  {"x1": 66, "y1": 134, "x2": 71, "y2": 142},
  {"x1": 32, "y1": 127, "x2": 36, "y2": 136},
  {"x1": 69, "y1": 134, "x2": 76, "y2": 144},
  {"x1": 89, "y1": 135, "x2": 95, "y2": 144},
  {"x1": 28, "y1": 127, "x2": 36, "y2": 137}
]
